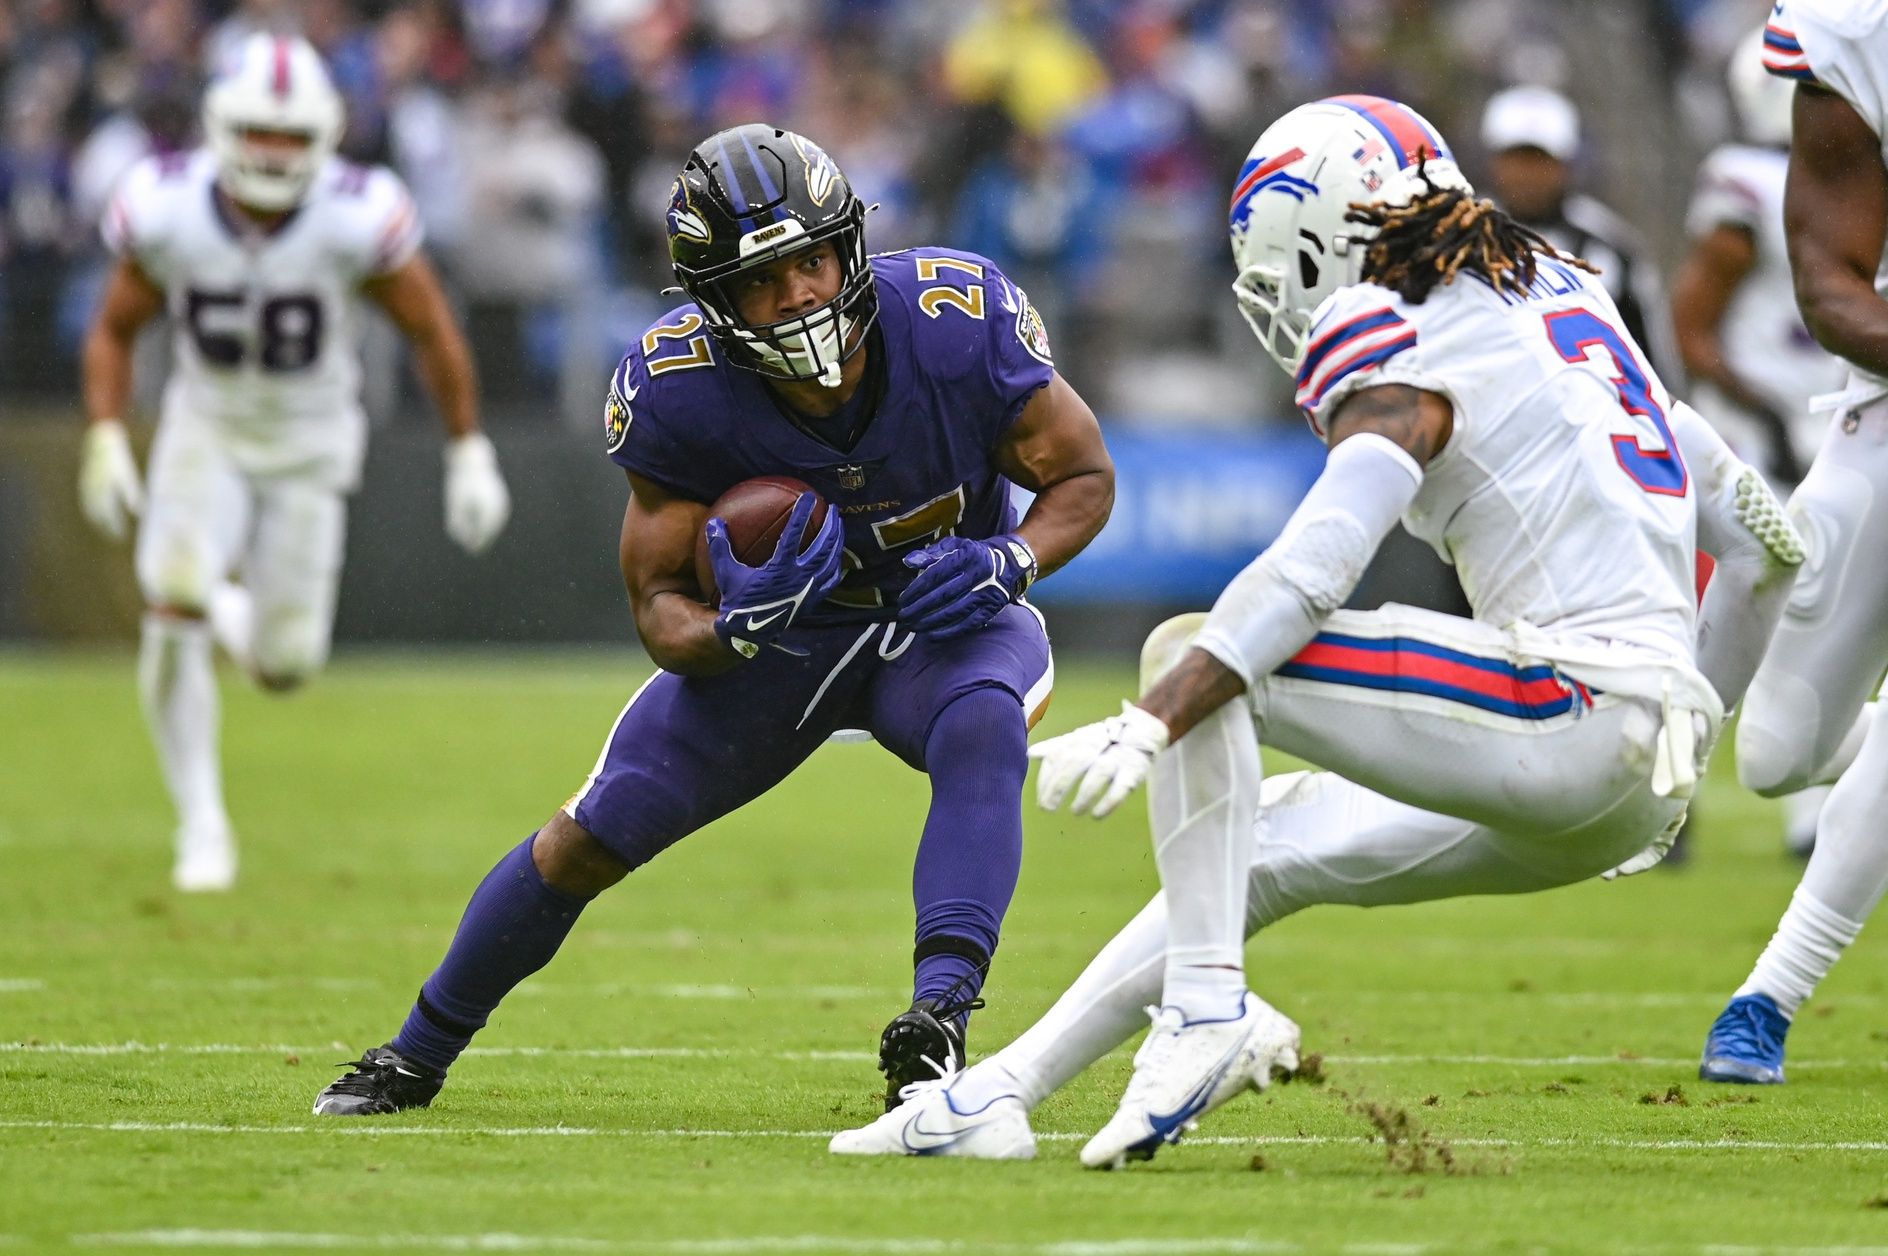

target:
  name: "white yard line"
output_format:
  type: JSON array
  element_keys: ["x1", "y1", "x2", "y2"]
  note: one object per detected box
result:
[
  {"x1": 18, "y1": 977, "x2": 1879, "y2": 1008},
  {"x1": 0, "y1": 1041, "x2": 1863, "y2": 1069},
  {"x1": 0, "y1": 1042, "x2": 880, "y2": 1062},
  {"x1": 65, "y1": 1235, "x2": 1332, "y2": 1255},
  {"x1": 57, "y1": 1234, "x2": 1888, "y2": 1256},
  {"x1": 4, "y1": 978, "x2": 896, "y2": 1000},
  {"x1": 9, "y1": 1120, "x2": 1888, "y2": 1153}
]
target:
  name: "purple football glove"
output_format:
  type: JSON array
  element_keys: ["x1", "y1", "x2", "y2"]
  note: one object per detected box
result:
[
  {"x1": 707, "y1": 493, "x2": 845, "y2": 658},
  {"x1": 898, "y1": 533, "x2": 1037, "y2": 639}
]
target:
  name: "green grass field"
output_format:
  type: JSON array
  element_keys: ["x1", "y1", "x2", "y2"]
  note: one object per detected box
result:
[{"x1": 3, "y1": 650, "x2": 1887, "y2": 1255}]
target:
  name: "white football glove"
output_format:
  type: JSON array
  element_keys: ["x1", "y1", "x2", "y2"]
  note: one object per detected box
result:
[
  {"x1": 79, "y1": 419, "x2": 144, "y2": 541},
  {"x1": 1028, "y1": 702, "x2": 1172, "y2": 818},
  {"x1": 443, "y1": 432, "x2": 511, "y2": 555}
]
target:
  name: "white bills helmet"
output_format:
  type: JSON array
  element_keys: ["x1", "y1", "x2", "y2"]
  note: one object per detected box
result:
[
  {"x1": 1229, "y1": 95, "x2": 1469, "y2": 375},
  {"x1": 202, "y1": 34, "x2": 344, "y2": 212},
  {"x1": 1730, "y1": 26, "x2": 1794, "y2": 147}
]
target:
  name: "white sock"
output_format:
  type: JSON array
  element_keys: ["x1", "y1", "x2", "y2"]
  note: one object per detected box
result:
[
  {"x1": 969, "y1": 895, "x2": 1172, "y2": 1111},
  {"x1": 207, "y1": 582, "x2": 256, "y2": 675},
  {"x1": 1735, "y1": 888, "x2": 1863, "y2": 1018},
  {"x1": 1150, "y1": 700, "x2": 1259, "y2": 1021},
  {"x1": 1741, "y1": 719, "x2": 1888, "y2": 1014},
  {"x1": 138, "y1": 614, "x2": 230, "y2": 835}
]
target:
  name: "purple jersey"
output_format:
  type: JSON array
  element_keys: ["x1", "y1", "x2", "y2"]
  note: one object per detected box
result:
[{"x1": 605, "y1": 248, "x2": 1055, "y2": 624}]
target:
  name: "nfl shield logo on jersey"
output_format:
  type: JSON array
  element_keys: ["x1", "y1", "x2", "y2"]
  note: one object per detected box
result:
[{"x1": 836, "y1": 463, "x2": 867, "y2": 491}]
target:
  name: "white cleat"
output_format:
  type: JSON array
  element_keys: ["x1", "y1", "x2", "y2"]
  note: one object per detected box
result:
[
  {"x1": 1080, "y1": 992, "x2": 1300, "y2": 1170},
  {"x1": 829, "y1": 1073, "x2": 1037, "y2": 1160},
  {"x1": 172, "y1": 823, "x2": 237, "y2": 893}
]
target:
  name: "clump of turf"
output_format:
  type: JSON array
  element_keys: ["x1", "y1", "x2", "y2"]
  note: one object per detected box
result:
[
  {"x1": 1639, "y1": 1084, "x2": 1689, "y2": 1106},
  {"x1": 1348, "y1": 1094, "x2": 1462, "y2": 1175}
]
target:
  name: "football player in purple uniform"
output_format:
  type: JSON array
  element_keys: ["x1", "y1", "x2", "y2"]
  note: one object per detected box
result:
[{"x1": 315, "y1": 124, "x2": 1114, "y2": 1116}]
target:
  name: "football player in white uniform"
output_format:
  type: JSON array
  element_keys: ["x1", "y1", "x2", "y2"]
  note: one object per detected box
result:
[
  {"x1": 1699, "y1": 1, "x2": 1888, "y2": 1085},
  {"x1": 831, "y1": 94, "x2": 1803, "y2": 1166},
  {"x1": 1672, "y1": 28, "x2": 1848, "y2": 858},
  {"x1": 78, "y1": 35, "x2": 511, "y2": 892}
]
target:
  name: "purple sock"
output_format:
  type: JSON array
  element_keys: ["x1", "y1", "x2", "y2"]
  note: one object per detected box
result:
[
  {"x1": 391, "y1": 834, "x2": 591, "y2": 1073},
  {"x1": 910, "y1": 688, "x2": 1027, "y2": 1024}
]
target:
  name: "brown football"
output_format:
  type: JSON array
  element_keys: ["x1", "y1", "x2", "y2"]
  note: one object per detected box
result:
[{"x1": 694, "y1": 475, "x2": 831, "y2": 605}]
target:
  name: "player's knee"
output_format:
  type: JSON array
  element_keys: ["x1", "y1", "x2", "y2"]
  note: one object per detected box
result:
[
  {"x1": 1140, "y1": 613, "x2": 1209, "y2": 694},
  {"x1": 1736, "y1": 679, "x2": 1834, "y2": 797},
  {"x1": 137, "y1": 551, "x2": 212, "y2": 617},
  {"x1": 533, "y1": 811, "x2": 630, "y2": 898},
  {"x1": 926, "y1": 687, "x2": 1028, "y2": 781},
  {"x1": 1736, "y1": 717, "x2": 1821, "y2": 797},
  {"x1": 251, "y1": 613, "x2": 329, "y2": 688}
]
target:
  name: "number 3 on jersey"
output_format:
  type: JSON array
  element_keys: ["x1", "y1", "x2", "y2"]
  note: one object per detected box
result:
[{"x1": 1543, "y1": 309, "x2": 1687, "y2": 497}]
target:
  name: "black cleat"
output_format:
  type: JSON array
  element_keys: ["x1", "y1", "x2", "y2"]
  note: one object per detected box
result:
[
  {"x1": 312, "y1": 1045, "x2": 445, "y2": 1116},
  {"x1": 878, "y1": 995, "x2": 980, "y2": 1111}
]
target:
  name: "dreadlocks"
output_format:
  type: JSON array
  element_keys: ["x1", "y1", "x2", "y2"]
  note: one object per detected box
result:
[{"x1": 1347, "y1": 161, "x2": 1597, "y2": 305}]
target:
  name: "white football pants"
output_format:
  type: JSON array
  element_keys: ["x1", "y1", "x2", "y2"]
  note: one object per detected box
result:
[
  {"x1": 136, "y1": 409, "x2": 347, "y2": 682},
  {"x1": 985, "y1": 605, "x2": 1686, "y2": 1107},
  {"x1": 134, "y1": 409, "x2": 347, "y2": 845}
]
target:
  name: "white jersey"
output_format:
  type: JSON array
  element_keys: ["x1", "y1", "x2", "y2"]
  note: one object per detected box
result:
[
  {"x1": 103, "y1": 149, "x2": 423, "y2": 485},
  {"x1": 1292, "y1": 259, "x2": 1697, "y2": 666},
  {"x1": 1766, "y1": 0, "x2": 1888, "y2": 392},
  {"x1": 1685, "y1": 142, "x2": 1845, "y2": 458}
]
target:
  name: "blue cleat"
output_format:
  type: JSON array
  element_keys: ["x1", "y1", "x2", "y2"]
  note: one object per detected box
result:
[{"x1": 1699, "y1": 993, "x2": 1791, "y2": 1084}]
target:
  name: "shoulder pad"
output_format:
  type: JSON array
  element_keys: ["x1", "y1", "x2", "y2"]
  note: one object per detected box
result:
[{"x1": 321, "y1": 162, "x2": 423, "y2": 276}]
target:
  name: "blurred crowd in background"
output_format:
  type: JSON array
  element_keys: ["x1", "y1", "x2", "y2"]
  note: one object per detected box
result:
[{"x1": 0, "y1": 0, "x2": 1782, "y2": 425}]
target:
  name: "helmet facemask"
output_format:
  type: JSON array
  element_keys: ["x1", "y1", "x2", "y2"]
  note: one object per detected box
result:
[
  {"x1": 688, "y1": 203, "x2": 877, "y2": 389},
  {"x1": 213, "y1": 126, "x2": 324, "y2": 211},
  {"x1": 202, "y1": 36, "x2": 343, "y2": 213},
  {"x1": 1233, "y1": 223, "x2": 1379, "y2": 375}
]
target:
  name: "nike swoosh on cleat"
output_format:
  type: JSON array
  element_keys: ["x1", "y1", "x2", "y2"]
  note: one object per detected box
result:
[
  {"x1": 1140, "y1": 1027, "x2": 1257, "y2": 1143},
  {"x1": 900, "y1": 1111, "x2": 970, "y2": 1154}
]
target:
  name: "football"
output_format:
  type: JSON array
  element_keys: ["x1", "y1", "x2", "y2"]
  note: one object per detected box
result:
[{"x1": 694, "y1": 475, "x2": 831, "y2": 603}]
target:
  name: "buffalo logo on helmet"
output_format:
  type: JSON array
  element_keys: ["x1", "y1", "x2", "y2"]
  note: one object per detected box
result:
[
  {"x1": 667, "y1": 178, "x2": 712, "y2": 244},
  {"x1": 604, "y1": 386, "x2": 632, "y2": 453},
  {"x1": 1228, "y1": 148, "x2": 1319, "y2": 233},
  {"x1": 790, "y1": 133, "x2": 843, "y2": 207}
]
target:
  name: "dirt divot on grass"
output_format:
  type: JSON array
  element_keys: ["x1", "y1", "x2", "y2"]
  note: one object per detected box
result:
[
  {"x1": 1639, "y1": 1084, "x2": 1690, "y2": 1106},
  {"x1": 1282, "y1": 1051, "x2": 1326, "y2": 1086},
  {"x1": 1327, "y1": 1087, "x2": 1505, "y2": 1177}
]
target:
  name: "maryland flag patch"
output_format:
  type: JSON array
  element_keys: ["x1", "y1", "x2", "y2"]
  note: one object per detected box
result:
[
  {"x1": 604, "y1": 386, "x2": 632, "y2": 453},
  {"x1": 1015, "y1": 288, "x2": 1052, "y2": 366}
]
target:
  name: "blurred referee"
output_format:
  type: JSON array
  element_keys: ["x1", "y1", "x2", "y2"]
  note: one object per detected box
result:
[{"x1": 1482, "y1": 85, "x2": 1682, "y2": 386}]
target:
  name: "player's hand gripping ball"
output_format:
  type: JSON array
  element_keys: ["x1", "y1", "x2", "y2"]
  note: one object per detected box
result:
[
  {"x1": 898, "y1": 533, "x2": 1037, "y2": 638},
  {"x1": 703, "y1": 485, "x2": 844, "y2": 658}
]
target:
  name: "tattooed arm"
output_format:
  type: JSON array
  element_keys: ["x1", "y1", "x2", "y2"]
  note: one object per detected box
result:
[
  {"x1": 1323, "y1": 382, "x2": 1454, "y2": 464},
  {"x1": 1136, "y1": 384, "x2": 1451, "y2": 741}
]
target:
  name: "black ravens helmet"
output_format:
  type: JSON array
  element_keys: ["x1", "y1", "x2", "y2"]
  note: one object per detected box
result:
[{"x1": 666, "y1": 123, "x2": 876, "y2": 387}]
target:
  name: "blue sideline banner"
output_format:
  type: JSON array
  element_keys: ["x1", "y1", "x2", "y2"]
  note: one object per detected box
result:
[{"x1": 1028, "y1": 425, "x2": 1328, "y2": 605}]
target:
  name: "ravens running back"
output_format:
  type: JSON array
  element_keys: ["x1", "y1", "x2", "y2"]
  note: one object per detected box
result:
[{"x1": 314, "y1": 124, "x2": 1115, "y2": 1117}]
